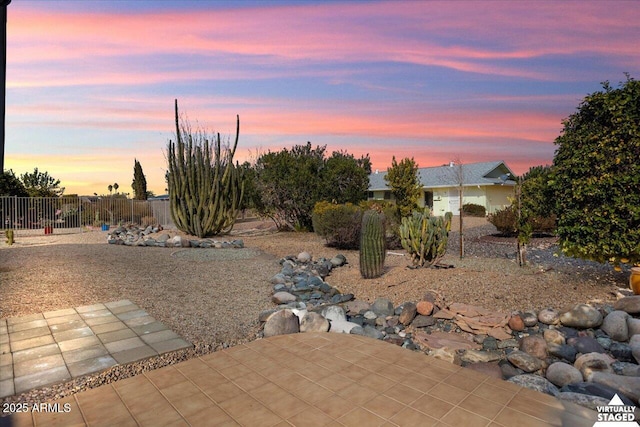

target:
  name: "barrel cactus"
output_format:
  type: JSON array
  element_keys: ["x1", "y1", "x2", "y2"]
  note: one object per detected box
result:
[
  {"x1": 359, "y1": 210, "x2": 386, "y2": 278},
  {"x1": 400, "y1": 210, "x2": 452, "y2": 267}
]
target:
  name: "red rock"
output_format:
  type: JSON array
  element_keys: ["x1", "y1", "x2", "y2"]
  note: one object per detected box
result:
[
  {"x1": 416, "y1": 301, "x2": 434, "y2": 316},
  {"x1": 508, "y1": 314, "x2": 525, "y2": 332}
]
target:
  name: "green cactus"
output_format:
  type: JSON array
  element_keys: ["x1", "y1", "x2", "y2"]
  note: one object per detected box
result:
[
  {"x1": 400, "y1": 210, "x2": 452, "y2": 267},
  {"x1": 5, "y1": 229, "x2": 14, "y2": 246},
  {"x1": 359, "y1": 210, "x2": 386, "y2": 278},
  {"x1": 166, "y1": 100, "x2": 244, "y2": 238}
]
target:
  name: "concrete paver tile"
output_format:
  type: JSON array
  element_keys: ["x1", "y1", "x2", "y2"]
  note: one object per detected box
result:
[
  {"x1": 218, "y1": 393, "x2": 283, "y2": 427},
  {"x1": 90, "y1": 321, "x2": 128, "y2": 335},
  {"x1": 111, "y1": 345, "x2": 157, "y2": 364},
  {"x1": 43, "y1": 308, "x2": 77, "y2": 319},
  {"x1": 10, "y1": 335, "x2": 55, "y2": 352},
  {"x1": 84, "y1": 314, "x2": 119, "y2": 326},
  {"x1": 67, "y1": 355, "x2": 117, "y2": 377},
  {"x1": 14, "y1": 365, "x2": 70, "y2": 394},
  {"x1": 172, "y1": 391, "x2": 216, "y2": 417},
  {"x1": 97, "y1": 328, "x2": 137, "y2": 344},
  {"x1": 48, "y1": 319, "x2": 87, "y2": 333},
  {"x1": 140, "y1": 330, "x2": 179, "y2": 345},
  {"x1": 53, "y1": 327, "x2": 95, "y2": 343},
  {"x1": 183, "y1": 404, "x2": 239, "y2": 427},
  {"x1": 0, "y1": 378, "x2": 15, "y2": 398},
  {"x1": 116, "y1": 309, "x2": 148, "y2": 321},
  {"x1": 131, "y1": 321, "x2": 168, "y2": 336},
  {"x1": 390, "y1": 407, "x2": 439, "y2": 426},
  {"x1": 134, "y1": 404, "x2": 187, "y2": 427},
  {"x1": 337, "y1": 407, "x2": 386, "y2": 426},
  {"x1": 108, "y1": 304, "x2": 139, "y2": 315},
  {"x1": 78, "y1": 309, "x2": 112, "y2": 319},
  {"x1": 14, "y1": 353, "x2": 66, "y2": 378},
  {"x1": 76, "y1": 303, "x2": 107, "y2": 313},
  {"x1": 0, "y1": 363, "x2": 12, "y2": 381},
  {"x1": 0, "y1": 353, "x2": 12, "y2": 366},
  {"x1": 32, "y1": 396, "x2": 84, "y2": 427},
  {"x1": 62, "y1": 344, "x2": 109, "y2": 364},
  {"x1": 46, "y1": 314, "x2": 83, "y2": 326},
  {"x1": 0, "y1": 320, "x2": 6, "y2": 333},
  {"x1": 7, "y1": 314, "x2": 45, "y2": 326},
  {"x1": 149, "y1": 338, "x2": 192, "y2": 354},
  {"x1": 0, "y1": 333, "x2": 7, "y2": 346},
  {"x1": 8, "y1": 319, "x2": 48, "y2": 333},
  {"x1": 12, "y1": 343, "x2": 60, "y2": 364},
  {"x1": 58, "y1": 336, "x2": 101, "y2": 353},
  {"x1": 103, "y1": 299, "x2": 133, "y2": 309},
  {"x1": 104, "y1": 337, "x2": 146, "y2": 353},
  {"x1": 8, "y1": 326, "x2": 51, "y2": 343},
  {"x1": 123, "y1": 315, "x2": 156, "y2": 328}
]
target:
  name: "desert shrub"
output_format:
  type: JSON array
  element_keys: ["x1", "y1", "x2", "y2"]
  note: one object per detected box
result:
[
  {"x1": 489, "y1": 205, "x2": 556, "y2": 236},
  {"x1": 312, "y1": 201, "x2": 362, "y2": 249},
  {"x1": 488, "y1": 206, "x2": 517, "y2": 235},
  {"x1": 462, "y1": 203, "x2": 486, "y2": 217}
]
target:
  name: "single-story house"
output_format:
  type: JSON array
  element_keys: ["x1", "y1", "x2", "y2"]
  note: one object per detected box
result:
[{"x1": 368, "y1": 160, "x2": 517, "y2": 215}]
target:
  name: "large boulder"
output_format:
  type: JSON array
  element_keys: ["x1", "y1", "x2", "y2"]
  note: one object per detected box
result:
[
  {"x1": 546, "y1": 362, "x2": 583, "y2": 387},
  {"x1": 519, "y1": 335, "x2": 548, "y2": 360},
  {"x1": 263, "y1": 310, "x2": 300, "y2": 337},
  {"x1": 300, "y1": 312, "x2": 330, "y2": 333}
]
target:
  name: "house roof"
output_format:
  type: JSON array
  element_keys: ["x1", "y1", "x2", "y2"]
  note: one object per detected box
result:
[{"x1": 369, "y1": 160, "x2": 517, "y2": 191}]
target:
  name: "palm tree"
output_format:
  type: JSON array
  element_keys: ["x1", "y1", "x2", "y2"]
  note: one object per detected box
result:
[
  {"x1": 113, "y1": 183, "x2": 119, "y2": 194},
  {"x1": 108, "y1": 184, "x2": 113, "y2": 195}
]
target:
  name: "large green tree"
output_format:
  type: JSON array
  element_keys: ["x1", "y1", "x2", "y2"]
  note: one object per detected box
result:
[
  {"x1": 384, "y1": 156, "x2": 421, "y2": 217},
  {"x1": 132, "y1": 159, "x2": 148, "y2": 200},
  {"x1": 551, "y1": 76, "x2": 640, "y2": 266},
  {"x1": 252, "y1": 143, "x2": 371, "y2": 231},
  {"x1": 20, "y1": 167, "x2": 64, "y2": 197},
  {"x1": 0, "y1": 169, "x2": 28, "y2": 196}
]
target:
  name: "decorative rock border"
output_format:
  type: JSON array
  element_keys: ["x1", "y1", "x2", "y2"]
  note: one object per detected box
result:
[
  {"x1": 259, "y1": 251, "x2": 640, "y2": 410},
  {"x1": 106, "y1": 225, "x2": 244, "y2": 249}
]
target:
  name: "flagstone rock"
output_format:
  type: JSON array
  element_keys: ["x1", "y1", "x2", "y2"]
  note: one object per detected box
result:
[
  {"x1": 460, "y1": 349, "x2": 502, "y2": 363},
  {"x1": 614, "y1": 295, "x2": 640, "y2": 314},
  {"x1": 411, "y1": 315, "x2": 436, "y2": 328},
  {"x1": 601, "y1": 310, "x2": 630, "y2": 342},
  {"x1": 430, "y1": 347, "x2": 457, "y2": 364},
  {"x1": 546, "y1": 362, "x2": 583, "y2": 387},
  {"x1": 508, "y1": 374, "x2": 560, "y2": 396},
  {"x1": 559, "y1": 304, "x2": 603, "y2": 329},
  {"x1": 414, "y1": 331, "x2": 481, "y2": 351}
]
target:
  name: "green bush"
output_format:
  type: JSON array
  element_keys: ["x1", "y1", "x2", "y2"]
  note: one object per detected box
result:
[
  {"x1": 462, "y1": 203, "x2": 486, "y2": 217},
  {"x1": 488, "y1": 205, "x2": 556, "y2": 236},
  {"x1": 312, "y1": 201, "x2": 362, "y2": 249}
]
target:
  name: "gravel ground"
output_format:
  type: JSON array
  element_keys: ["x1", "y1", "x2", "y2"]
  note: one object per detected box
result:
[{"x1": 0, "y1": 217, "x2": 631, "y2": 407}]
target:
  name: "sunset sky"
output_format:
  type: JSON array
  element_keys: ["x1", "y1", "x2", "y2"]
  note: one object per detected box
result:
[{"x1": 5, "y1": 0, "x2": 640, "y2": 196}]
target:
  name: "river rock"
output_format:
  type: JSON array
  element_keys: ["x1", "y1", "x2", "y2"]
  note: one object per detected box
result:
[
  {"x1": 506, "y1": 350, "x2": 544, "y2": 373},
  {"x1": 614, "y1": 295, "x2": 640, "y2": 314},
  {"x1": 546, "y1": 362, "x2": 583, "y2": 387},
  {"x1": 630, "y1": 335, "x2": 640, "y2": 363},
  {"x1": 520, "y1": 335, "x2": 547, "y2": 360},
  {"x1": 300, "y1": 312, "x2": 330, "y2": 333},
  {"x1": 574, "y1": 352, "x2": 615, "y2": 377},
  {"x1": 329, "y1": 319, "x2": 359, "y2": 334},
  {"x1": 330, "y1": 254, "x2": 346, "y2": 267},
  {"x1": 399, "y1": 302, "x2": 417, "y2": 326},
  {"x1": 352, "y1": 325, "x2": 384, "y2": 340},
  {"x1": 588, "y1": 371, "x2": 640, "y2": 403},
  {"x1": 548, "y1": 343, "x2": 577, "y2": 363},
  {"x1": 371, "y1": 298, "x2": 395, "y2": 316},
  {"x1": 263, "y1": 310, "x2": 300, "y2": 337},
  {"x1": 508, "y1": 315, "x2": 525, "y2": 332},
  {"x1": 508, "y1": 374, "x2": 560, "y2": 396},
  {"x1": 272, "y1": 291, "x2": 297, "y2": 304},
  {"x1": 612, "y1": 361, "x2": 640, "y2": 377},
  {"x1": 343, "y1": 299, "x2": 370, "y2": 315},
  {"x1": 610, "y1": 342, "x2": 633, "y2": 362},
  {"x1": 628, "y1": 318, "x2": 640, "y2": 336},
  {"x1": 568, "y1": 336, "x2": 605, "y2": 354},
  {"x1": 321, "y1": 305, "x2": 347, "y2": 322},
  {"x1": 543, "y1": 329, "x2": 565, "y2": 346},
  {"x1": 561, "y1": 382, "x2": 637, "y2": 406},
  {"x1": 601, "y1": 310, "x2": 630, "y2": 342},
  {"x1": 538, "y1": 308, "x2": 560, "y2": 325},
  {"x1": 559, "y1": 304, "x2": 603, "y2": 328},
  {"x1": 460, "y1": 349, "x2": 502, "y2": 363},
  {"x1": 557, "y1": 392, "x2": 609, "y2": 411},
  {"x1": 500, "y1": 361, "x2": 523, "y2": 379},
  {"x1": 416, "y1": 301, "x2": 434, "y2": 316},
  {"x1": 521, "y1": 311, "x2": 538, "y2": 327},
  {"x1": 297, "y1": 251, "x2": 312, "y2": 263}
]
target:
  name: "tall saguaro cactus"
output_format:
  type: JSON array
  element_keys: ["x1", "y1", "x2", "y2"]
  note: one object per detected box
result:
[
  {"x1": 359, "y1": 210, "x2": 386, "y2": 279},
  {"x1": 166, "y1": 100, "x2": 244, "y2": 237}
]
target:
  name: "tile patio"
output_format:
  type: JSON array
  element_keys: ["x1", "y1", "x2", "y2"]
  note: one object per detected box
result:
[
  {"x1": 0, "y1": 300, "x2": 192, "y2": 399},
  {"x1": 4, "y1": 332, "x2": 598, "y2": 426}
]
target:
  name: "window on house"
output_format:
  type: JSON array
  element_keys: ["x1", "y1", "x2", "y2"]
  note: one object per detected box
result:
[{"x1": 424, "y1": 191, "x2": 433, "y2": 208}]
